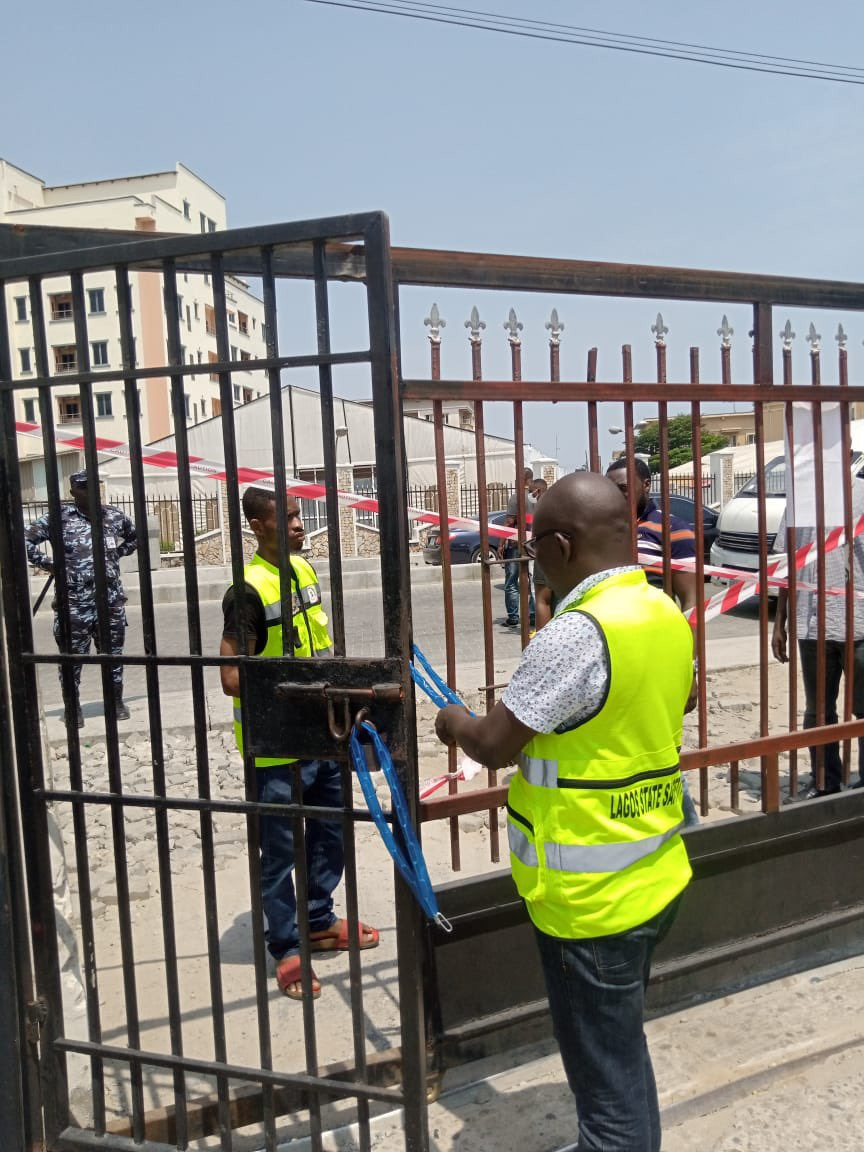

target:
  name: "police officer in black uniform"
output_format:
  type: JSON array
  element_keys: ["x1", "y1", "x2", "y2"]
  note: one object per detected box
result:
[{"x1": 25, "y1": 470, "x2": 137, "y2": 727}]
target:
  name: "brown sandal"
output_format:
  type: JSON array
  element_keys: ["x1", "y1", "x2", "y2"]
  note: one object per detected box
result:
[
  {"x1": 275, "y1": 954, "x2": 321, "y2": 1000},
  {"x1": 308, "y1": 919, "x2": 380, "y2": 953}
]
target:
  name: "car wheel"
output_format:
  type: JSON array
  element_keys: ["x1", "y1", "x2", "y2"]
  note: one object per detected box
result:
[{"x1": 470, "y1": 546, "x2": 496, "y2": 564}]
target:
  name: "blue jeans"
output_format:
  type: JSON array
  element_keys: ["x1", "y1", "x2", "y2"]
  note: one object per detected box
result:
[
  {"x1": 504, "y1": 548, "x2": 535, "y2": 624},
  {"x1": 257, "y1": 760, "x2": 344, "y2": 960},
  {"x1": 534, "y1": 895, "x2": 682, "y2": 1152}
]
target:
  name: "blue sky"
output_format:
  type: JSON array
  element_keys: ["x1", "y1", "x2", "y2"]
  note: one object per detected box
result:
[{"x1": 4, "y1": 0, "x2": 864, "y2": 468}]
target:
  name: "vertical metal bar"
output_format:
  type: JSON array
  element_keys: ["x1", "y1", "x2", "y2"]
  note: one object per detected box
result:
[
  {"x1": 729, "y1": 760, "x2": 740, "y2": 812},
  {"x1": 430, "y1": 352, "x2": 461, "y2": 872},
  {"x1": 0, "y1": 286, "x2": 70, "y2": 1143},
  {"x1": 752, "y1": 303, "x2": 773, "y2": 808},
  {"x1": 810, "y1": 342, "x2": 827, "y2": 791},
  {"x1": 586, "y1": 348, "x2": 600, "y2": 472},
  {"x1": 469, "y1": 325, "x2": 500, "y2": 862},
  {"x1": 838, "y1": 335, "x2": 854, "y2": 786},
  {"x1": 0, "y1": 573, "x2": 27, "y2": 1152},
  {"x1": 28, "y1": 274, "x2": 104, "y2": 1131},
  {"x1": 71, "y1": 270, "x2": 147, "y2": 1139},
  {"x1": 115, "y1": 265, "x2": 189, "y2": 1148},
  {"x1": 314, "y1": 244, "x2": 370, "y2": 1148},
  {"x1": 654, "y1": 336, "x2": 672, "y2": 599},
  {"x1": 782, "y1": 339, "x2": 799, "y2": 797},
  {"x1": 621, "y1": 347, "x2": 638, "y2": 557},
  {"x1": 163, "y1": 258, "x2": 233, "y2": 1149},
  {"x1": 689, "y1": 349, "x2": 709, "y2": 815},
  {"x1": 364, "y1": 214, "x2": 428, "y2": 1152},
  {"x1": 313, "y1": 240, "x2": 347, "y2": 657},
  {"x1": 506, "y1": 323, "x2": 530, "y2": 648}
]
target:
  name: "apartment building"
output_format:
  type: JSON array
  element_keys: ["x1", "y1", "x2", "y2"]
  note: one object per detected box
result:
[{"x1": 0, "y1": 159, "x2": 267, "y2": 493}]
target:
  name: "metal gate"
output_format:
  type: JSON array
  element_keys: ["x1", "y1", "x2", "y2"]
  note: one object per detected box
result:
[{"x1": 0, "y1": 214, "x2": 429, "y2": 1150}]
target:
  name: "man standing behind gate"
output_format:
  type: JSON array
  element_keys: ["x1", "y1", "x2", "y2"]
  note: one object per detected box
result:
[
  {"x1": 25, "y1": 470, "x2": 137, "y2": 728},
  {"x1": 219, "y1": 486, "x2": 379, "y2": 1000},
  {"x1": 435, "y1": 472, "x2": 693, "y2": 1152}
]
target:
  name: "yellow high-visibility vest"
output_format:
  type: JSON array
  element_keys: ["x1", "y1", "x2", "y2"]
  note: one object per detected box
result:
[
  {"x1": 232, "y1": 552, "x2": 332, "y2": 767},
  {"x1": 507, "y1": 568, "x2": 694, "y2": 938}
]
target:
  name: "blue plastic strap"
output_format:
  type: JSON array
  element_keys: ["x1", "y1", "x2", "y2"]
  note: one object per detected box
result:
[
  {"x1": 350, "y1": 722, "x2": 452, "y2": 932},
  {"x1": 411, "y1": 643, "x2": 474, "y2": 715}
]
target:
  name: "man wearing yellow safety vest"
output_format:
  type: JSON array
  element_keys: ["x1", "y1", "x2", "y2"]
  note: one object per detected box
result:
[
  {"x1": 220, "y1": 487, "x2": 378, "y2": 1001},
  {"x1": 435, "y1": 472, "x2": 694, "y2": 1152}
]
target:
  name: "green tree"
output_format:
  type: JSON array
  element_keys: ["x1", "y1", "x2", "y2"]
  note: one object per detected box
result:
[{"x1": 633, "y1": 414, "x2": 728, "y2": 471}]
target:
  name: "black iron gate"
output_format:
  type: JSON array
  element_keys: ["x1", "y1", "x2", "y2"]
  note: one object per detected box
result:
[{"x1": 0, "y1": 214, "x2": 429, "y2": 1151}]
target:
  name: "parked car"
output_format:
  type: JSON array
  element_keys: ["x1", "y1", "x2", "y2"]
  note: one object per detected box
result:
[
  {"x1": 423, "y1": 510, "x2": 512, "y2": 565},
  {"x1": 710, "y1": 432, "x2": 864, "y2": 592}
]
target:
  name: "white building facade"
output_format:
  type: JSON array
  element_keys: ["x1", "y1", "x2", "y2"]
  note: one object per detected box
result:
[{"x1": 1, "y1": 159, "x2": 268, "y2": 497}]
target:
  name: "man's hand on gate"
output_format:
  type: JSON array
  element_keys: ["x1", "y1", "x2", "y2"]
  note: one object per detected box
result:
[
  {"x1": 435, "y1": 704, "x2": 471, "y2": 747},
  {"x1": 771, "y1": 622, "x2": 788, "y2": 664}
]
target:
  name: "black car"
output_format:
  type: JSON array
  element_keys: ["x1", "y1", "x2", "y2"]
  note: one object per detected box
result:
[
  {"x1": 422, "y1": 510, "x2": 512, "y2": 565},
  {"x1": 663, "y1": 495, "x2": 719, "y2": 564}
]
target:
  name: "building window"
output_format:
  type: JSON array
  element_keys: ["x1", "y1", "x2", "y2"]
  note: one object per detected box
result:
[
  {"x1": 183, "y1": 199, "x2": 191, "y2": 220},
  {"x1": 58, "y1": 396, "x2": 81, "y2": 423},
  {"x1": 252, "y1": 316, "x2": 257, "y2": 330},
  {"x1": 91, "y1": 341, "x2": 109, "y2": 367},
  {"x1": 179, "y1": 345, "x2": 186, "y2": 363},
  {"x1": 212, "y1": 396, "x2": 222, "y2": 417},
  {"x1": 230, "y1": 344, "x2": 238, "y2": 360},
  {"x1": 240, "y1": 350, "x2": 251, "y2": 367},
  {"x1": 14, "y1": 296, "x2": 27, "y2": 322},
  {"x1": 177, "y1": 295, "x2": 184, "y2": 322},
  {"x1": 193, "y1": 301, "x2": 199, "y2": 320},
  {"x1": 261, "y1": 322, "x2": 267, "y2": 344},
  {"x1": 209, "y1": 351, "x2": 219, "y2": 381},
  {"x1": 200, "y1": 212, "x2": 207, "y2": 234},
  {"x1": 54, "y1": 345, "x2": 77, "y2": 374},
  {"x1": 237, "y1": 311, "x2": 248, "y2": 335},
  {"x1": 201, "y1": 397, "x2": 207, "y2": 417},
  {"x1": 185, "y1": 394, "x2": 191, "y2": 420},
  {"x1": 243, "y1": 387, "x2": 253, "y2": 404},
  {"x1": 50, "y1": 293, "x2": 73, "y2": 321},
  {"x1": 19, "y1": 348, "x2": 32, "y2": 374},
  {"x1": 746, "y1": 433, "x2": 756, "y2": 444},
  {"x1": 23, "y1": 398, "x2": 37, "y2": 423},
  {"x1": 95, "y1": 393, "x2": 113, "y2": 418},
  {"x1": 204, "y1": 304, "x2": 216, "y2": 335},
  {"x1": 186, "y1": 304, "x2": 192, "y2": 331},
  {"x1": 227, "y1": 310, "x2": 236, "y2": 327},
  {"x1": 88, "y1": 288, "x2": 105, "y2": 315},
  {"x1": 207, "y1": 218, "x2": 217, "y2": 233},
  {"x1": 233, "y1": 384, "x2": 241, "y2": 402}
]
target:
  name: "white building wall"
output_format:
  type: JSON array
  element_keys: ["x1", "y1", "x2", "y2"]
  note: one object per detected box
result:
[{"x1": 1, "y1": 160, "x2": 266, "y2": 470}]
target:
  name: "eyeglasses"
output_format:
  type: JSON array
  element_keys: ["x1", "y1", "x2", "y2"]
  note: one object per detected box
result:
[{"x1": 524, "y1": 529, "x2": 572, "y2": 559}]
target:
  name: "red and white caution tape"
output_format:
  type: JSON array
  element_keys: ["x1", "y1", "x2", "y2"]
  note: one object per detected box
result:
[
  {"x1": 14, "y1": 420, "x2": 522, "y2": 541},
  {"x1": 419, "y1": 756, "x2": 483, "y2": 800},
  {"x1": 17, "y1": 419, "x2": 864, "y2": 626}
]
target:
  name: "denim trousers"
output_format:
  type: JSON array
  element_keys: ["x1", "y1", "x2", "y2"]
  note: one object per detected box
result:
[
  {"x1": 799, "y1": 638, "x2": 864, "y2": 790},
  {"x1": 504, "y1": 551, "x2": 535, "y2": 623},
  {"x1": 256, "y1": 759, "x2": 344, "y2": 960},
  {"x1": 534, "y1": 895, "x2": 682, "y2": 1152}
]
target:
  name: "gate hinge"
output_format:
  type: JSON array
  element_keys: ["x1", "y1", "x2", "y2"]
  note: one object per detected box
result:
[{"x1": 25, "y1": 998, "x2": 48, "y2": 1045}]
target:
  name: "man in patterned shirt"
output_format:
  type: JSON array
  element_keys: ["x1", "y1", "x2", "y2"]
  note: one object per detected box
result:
[
  {"x1": 435, "y1": 472, "x2": 694, "y2": 1152},
  {"x1": 25, "y1": 470, "x2": 137, "y2": 727},
  {"x1": 606, "y1": 456, "x2": 699, "y2": 614}
]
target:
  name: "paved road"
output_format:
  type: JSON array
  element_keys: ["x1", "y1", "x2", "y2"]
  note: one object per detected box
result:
[{"x1": 30, "y1": 577, "x2": 764, "y2": 732}]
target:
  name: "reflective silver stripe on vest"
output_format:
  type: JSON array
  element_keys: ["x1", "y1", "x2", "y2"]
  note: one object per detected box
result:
[
  {"x1": 262, "y1": 601, "x2": 283, "y2": 624},
  {"x1": 233, "y1": 706, "x2": 243, "y2": 724},
  {"x1": 507, "y1": 820, "x2": 539, "y2": 867},
  {"x1": 519, "y1": 755, "x2": 559, "y2": 788},
  {"x1": 508, "y1": 821, "x2": 684, "y2": 874}
]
